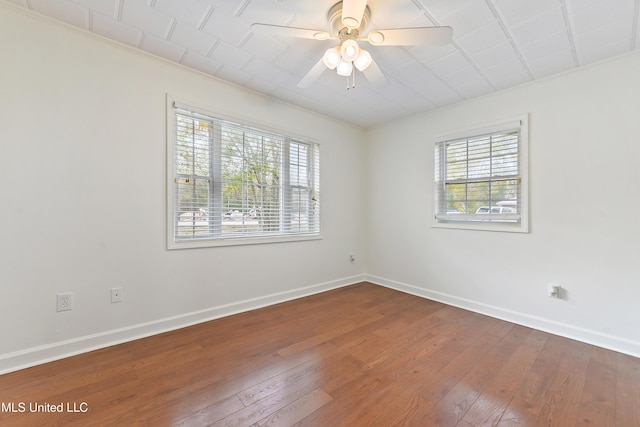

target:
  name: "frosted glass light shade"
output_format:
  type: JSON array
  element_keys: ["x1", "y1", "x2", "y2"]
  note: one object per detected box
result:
[
  {"x1": 336, "y1": 59, "x2": 353, "y2": 76},
  {"x1": 323, "y1": 46, "x2": 341, "y2": 69},
  {"x1": 340, "y1": 39, "x2": 359, "y2": 62},
  {"x1": 354, "y1": 49, "x2": 372, "y2": 71}
]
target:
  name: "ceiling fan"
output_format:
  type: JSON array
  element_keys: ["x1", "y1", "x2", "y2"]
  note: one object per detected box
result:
[{"x1": 251, "y1": 0, "x2": 453, "y2": 89}]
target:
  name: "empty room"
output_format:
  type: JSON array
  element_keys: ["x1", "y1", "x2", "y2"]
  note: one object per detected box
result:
[{"x1": 1, "y1": 0, "x2": 639, "y2": 425}]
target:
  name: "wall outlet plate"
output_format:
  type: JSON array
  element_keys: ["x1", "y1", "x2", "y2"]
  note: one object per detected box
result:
[
  {"x1": 548, "y1": 283, "x2": 561, "y2": 298},
  {"x1": 57, "y1": 293, "x2": 73, "y2": 312}
]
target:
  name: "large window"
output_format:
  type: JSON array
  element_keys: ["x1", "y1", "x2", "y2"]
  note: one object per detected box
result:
[
  {"x1": 167, "y1": 99, "x2": 320, "y2": 248},
  {"x1": 433, "y1": 116, "x2": 528, "y2": 232}
]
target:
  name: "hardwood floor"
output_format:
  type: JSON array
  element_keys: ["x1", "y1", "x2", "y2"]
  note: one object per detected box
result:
[{"x1": 1, "y1": 282, "x2": 639, "y2": 426}]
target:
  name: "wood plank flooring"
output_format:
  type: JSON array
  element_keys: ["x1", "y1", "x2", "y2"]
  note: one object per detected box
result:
[{"x1": 1, "y1": 282, "x2": 639, "y2": 426}]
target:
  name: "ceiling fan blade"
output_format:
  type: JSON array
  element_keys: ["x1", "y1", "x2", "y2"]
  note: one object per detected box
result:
[
  {"x1": 361, "y1": 59, "x2": 388, "y2": 88},
  {"x1": 342, "y1": 0, "x2": 368, "y2": 29},
  {"x1": 297, "y1": 58, "x2": 327, "y2": 88},
  {"x1": 251, "y1": 23, "x2": 331, "y2": 41},
  {"x1": 367, "y1": 26, "x2": 453, "y2": 46}
]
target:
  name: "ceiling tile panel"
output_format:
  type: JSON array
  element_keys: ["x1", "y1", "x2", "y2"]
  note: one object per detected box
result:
[
  {"x1": 410, "y1": 44, "x2": 458, "y2": 64},
  {"x1": 379, "y1": 80, "x2": 425, "y2": 104},
  {"x1": 528, "y1": 49, "x2": 577, "y2": 78},
  {"x1": 419, "y1": 82, "x2": 464, "y2": 107},
  {"x1": 492, "y1": 0, "x2": 561, "y2": 26},
  {"x1": 70, "y1": 0, "x2": 116, "y2": 19},
  {"x1": 260, "y1": 64, "x2": 300, "y2": 88},
  {"x1": 334, "y1": 82, "x2": 378, "y2": 102},
  {"x1": 242, "y1": 56, "x2": 283, "y2": 81},
  {"x1": 480, "y1": 58, "x2": 531, "y2": 89},
  {"x1": 214, "y1": 65, "x2": 253, "y2": 86},
  {"x1": 508, "y1": 8, "x2": 567, "y2": 46},
  {"x1": 242, "y1": 33, "x2": 298, "y2": 63},
  {"x1": 392, "y1": 61, "x2": 430, "y2": 83},
  {"x1": 236, "y1": 0, "x2": 297, "y2": 27},
  {"x1": 275, "y1": 1, "x2": 334, "y2": 22},
  {"x1": 418, "y1": 0, "x2": 480, "y2": 19},
  {"x1": 471, "y1": 41, "x2": 520, "y2": 70},
  {"x1": 428, "y1": 51, "x2": 473, "y2": 75},
  {"x1": 152, "y1": 0, "x2": 211, "y2": 28},
  {"x1": 577, "y1": 42, "x2": 631, "y2": 67},
  {"x1": 140, "y1": 33, "x2": 185, "y2": 62},
  {"x1": 273, "y1": 46, "x2": 321, "y2": 78},
  {"x1": 567, "y1": 0, "x2": 635, "y2": 35},
  {"x1": 368, "y1": 0, "x2": 433, "y2": 28},
  {"x1": 574, "y1": 18, "x2": 634, "y2": 63},
  {"x1": 180, "y1": 51, "x2": 223, "y2": 75},
  {"x1": 121, "y1": 0, "x2": 172, "y2": 39},
  {"x1": 209, "y1": 40, "x2": 253, "y2": 69},
  {"x1": 575, "y1": 28, "x2": 634, "y2": 65},
  {"x1": 91, "y1": 13, "x2": 142, "y2": 47},
  {"x1": 29, "y1": 0, "x2": 89, "y2": 30},
  {"x1": 519, "y1": 31, "x2": 573, "y2": 64},
  {"x1": 371, "y1": 46, "x2": 415, "y2": 69},
  {"x1": 441, "y1": 66, "x2": 495, "y2": 99},
  {"x1": 399, "y1": 71, "x2": 464, "y2": 106},
  {"x1": 201, "y1": 9, "x2": 251, "y2": 46},
  {"x1": 169, "y1": 22, "x2": 217, "y2": 56},
  {"x1": 242, "y1": 77, "x2": 279, "y2": 96},
  {"x1": 422, "y1": 0, "x2": 496, "y2": 37},
  {"x1": 456, "y1": 22, "x2": 507, "y2": 55}
]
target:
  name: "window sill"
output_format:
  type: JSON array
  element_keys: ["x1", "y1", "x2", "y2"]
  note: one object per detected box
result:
[
  {"x1": 431, "y1": 220, "x2": 528, "y2": 233},
  {"x1": 167, "y1": 233, "x2": 323, "y2": 250}
]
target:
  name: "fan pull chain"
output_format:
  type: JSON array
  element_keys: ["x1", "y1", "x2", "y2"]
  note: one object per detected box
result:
[{"x1": 346, "y1": 67, "x2": 356, "y2": 91}]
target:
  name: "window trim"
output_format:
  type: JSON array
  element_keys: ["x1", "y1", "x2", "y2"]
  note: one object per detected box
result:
[
  {"x1": 432, "y1": 114, "x2": 529, "y2": 233},
  {"x1": 166, "y1": 95, "x2": 321, "y2": 249}
]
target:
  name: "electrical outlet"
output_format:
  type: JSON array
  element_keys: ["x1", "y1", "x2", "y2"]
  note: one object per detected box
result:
[
  {"x1": 57, "y1": 293, "x2": 73, "y2": 312},
  {"x1": 548, "y1": 283, "x2": 561, "y2": 298},
  {"x1": 350, "y1": 254, "x2": 355, "y2": 263},
  {"x1": 111, "y1": 287, "x2": 123, "y2": 303}
]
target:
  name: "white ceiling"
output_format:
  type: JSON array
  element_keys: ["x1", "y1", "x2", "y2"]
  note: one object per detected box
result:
[{"x1": 7, "y1": 0, "x2": 640, "y2": 128}]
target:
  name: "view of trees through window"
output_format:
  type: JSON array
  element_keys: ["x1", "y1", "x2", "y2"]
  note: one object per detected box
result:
[
  {"x1": 436, "y1": 129, "x2": 520, "y2": 221},
  {"x1": 173, "y1": 110, "x2": 319, "y2": 241}
]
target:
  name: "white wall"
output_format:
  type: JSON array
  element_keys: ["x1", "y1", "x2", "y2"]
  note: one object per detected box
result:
[
  {"x1": 366, "y1": 50, "x2": 640, "y2": 356},
  {"x1": 0, "y1": 4, "x2": 366, "y2": 372}
]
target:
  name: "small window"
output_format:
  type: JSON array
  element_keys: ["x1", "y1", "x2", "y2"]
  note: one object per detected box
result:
[
  {"x1": 433, "y1": 115, "x2": 528, "y2": 233},
  {"x1": 167, "y1": 98, "x2": 320, "y2": 248}
]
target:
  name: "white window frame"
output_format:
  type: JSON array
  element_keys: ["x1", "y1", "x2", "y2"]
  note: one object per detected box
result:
[
  {"x1": 432, "y1": 115, "x2": 529, "y2": 233},
  {"x1": 166, "y1": 95, "x2": 321, "y2": 249}
]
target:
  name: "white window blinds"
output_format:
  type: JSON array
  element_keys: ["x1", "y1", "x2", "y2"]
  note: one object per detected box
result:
[
  {"x1": 170, "y1": 104, "x2": 320, "y2": 247},
  {"x1": 434, "y1": 118, "x2": 527, "y2": 230}
]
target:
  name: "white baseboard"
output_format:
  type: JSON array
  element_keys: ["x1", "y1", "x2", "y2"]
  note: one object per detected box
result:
[
  {"x1": 367, "y1": 274, "x2": 640, "y2": 358},
  {"x1": 0, "y1": 275, "x2": 365, "y2": 375}
]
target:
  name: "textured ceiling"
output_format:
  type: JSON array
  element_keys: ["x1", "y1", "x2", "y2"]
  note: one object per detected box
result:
[{"x1": 6, "y1": 0, "x2": 640, "y2": 128}]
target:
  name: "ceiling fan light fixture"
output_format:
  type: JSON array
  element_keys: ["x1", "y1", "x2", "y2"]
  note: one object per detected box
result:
[
  {"x1": 368, "y1": 31, "x2": 384, "y2": 45},
  {"x1": 354, "y1": 49, "x2": 372, "y2": 71},
  {"x1": 323, "y1": 46, "x2": 341, "y2": 69},
  {"x1": 336, "y1": 59, "x2": 353, "y2": 76},
  {"x1": 340, "y1": 39, "x2": 360, "y2": 62}
]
